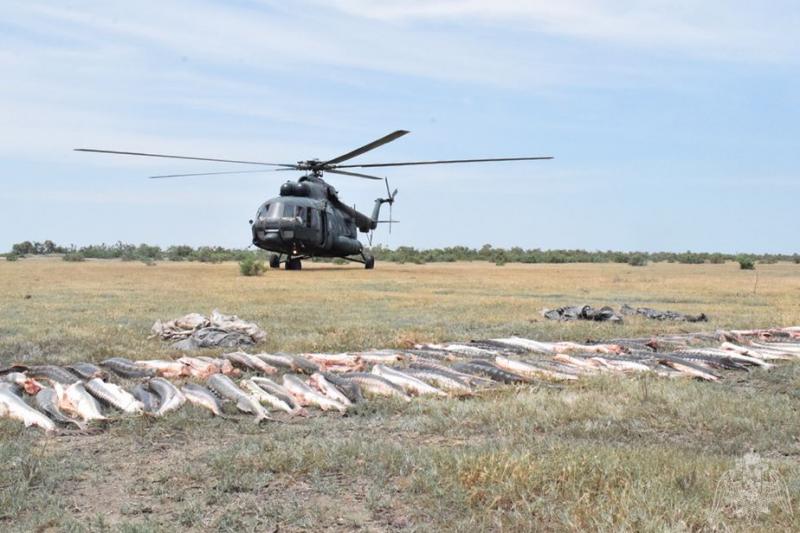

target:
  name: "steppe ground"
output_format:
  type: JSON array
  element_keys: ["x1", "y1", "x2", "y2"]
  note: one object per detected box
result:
[{"x1": 1, "y1": 258, "x2": 799, "y2": 531}]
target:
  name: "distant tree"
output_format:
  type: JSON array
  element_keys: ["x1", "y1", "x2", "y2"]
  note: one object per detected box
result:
[
  {"x1": 627, "y1": 254, "x2": 648, "y2": 267},
  {"x1": 737, "y1": 256, "x2": 755, "y2": 270},
  {"x1": 11, "y1": 241, "x2": 34, "y2": 256}
]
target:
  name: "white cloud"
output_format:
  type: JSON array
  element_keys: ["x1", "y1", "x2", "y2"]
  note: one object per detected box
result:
[{"x1": 320, "y1": 0, "x2": 800, "y2": 63}]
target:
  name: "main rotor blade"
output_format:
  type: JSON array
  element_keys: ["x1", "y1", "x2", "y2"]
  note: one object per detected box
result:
[
  {"x1": 149, "y1": 169, "x2": 295, "y2": 179},
  {"x1": 335, "y1": 156, "x2": 553, "y2": 169},
  {"x1": 325, "y1": 169, "x2": 383, "y2": 180},
  {"x1": 74, "y1": 148, "x2": 296, "y2": 167},
  {"x1": 321, "y1": 130, "x2": 409, "y2": 166}
]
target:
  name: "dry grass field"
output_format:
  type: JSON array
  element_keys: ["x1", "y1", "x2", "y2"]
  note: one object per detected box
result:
[{"x1": 1, "y1": 258, "x2": 799, "y2": 531}]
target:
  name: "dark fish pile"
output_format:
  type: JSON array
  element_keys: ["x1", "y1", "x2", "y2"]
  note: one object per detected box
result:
[{"x1": 1, "y1": 326, "x2": 798, "y2": 433}]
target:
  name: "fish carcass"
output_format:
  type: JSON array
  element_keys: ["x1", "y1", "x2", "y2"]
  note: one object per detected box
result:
[
  {"x1": 307, "y1": 373, "x2": 353, "y2": 406},
  {"x1": 148, "y1": 378, "x2": 187, "y2": 416},
  {"x1": 240, "y1": 378, "x2": 299, "y2": 415},
  {"x1": 181, "y1": 383, "x2": 224, "y2": 417},
  {"x1": 35, "y1": 388, "x2": 86, "y2": 429},
  {"x1": 134, "y1": 360, "x2": 189, "y2": 379},
  {"x1": 54, "y1": 382, "x2": 107, "y2": 422},
  {"x1": 371, "y1": 365, "x2": 446, "y2": 396},
  {"x1": 207, "y1": 374, "x2": 271, "y2": 422},
  {"x1": 338, "y1": 373, "x2": 411, "y2": 401},
  {"x1": 494, "y1": 356, "x2": 580, "y2": 381},
  {"x1": 222, "y1": 352, "x2": 278, "y2": 375},
  {"x1": 282, "y1": 375, "x2": 347, "y2": 413},
  {"x1": 85, "y1": 378, "x2": 144, "y2": 414},
  {"x1": 101, "y1": 358, "x2": 157, "y2": 379},
  {"x1": 0, "y1": 384, "x2": 56, "y2": 432}
]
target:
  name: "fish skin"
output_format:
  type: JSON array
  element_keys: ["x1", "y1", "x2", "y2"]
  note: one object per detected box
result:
[
  {"x1": 403, "y1": 368, "x2": 474, "y2": 394},
  {"x1": 181, "y1": 383, "x2": 224, "y2": 416},
  {"x1": 338, "y1": 372, "x2": 411, "y2": 401},
  {"x1": 289, "y1": 355, "x2": 322, "y2": 374},
  {"x1": 249, "y1": 376, "x2": 299, "y2": 409},
  {"x1": 308, "y1": 373, "x2": 352, "y2": 406},
  {"x1": 148, "y1": 378, "x2": 187, "y2": 416},
  {"x1": 320, "y1": 372, "x2": 364, "y2": 404},
  {"x1": 282, "y1": 374, "x2": 347, "y2": 412},
  {"x1": 0, "y1": 384, "x2": 56, "y2": 432},
  {"x1": 677, "y1": 348, "x2": 773, "y2": 369},
  {"x1": 85, "y1": 378, "x2": 144, "y2": 414},
  {"x1": 426, "y1": 343, "x2": 500, "y2": 358},
  {"x1": 55, "y1": 382, "x2": 107, "y2": 422},
  {"x1": 101, "y1": 358, "x2": 157, "y2": 379},
  {"x1": 26, "y1": 365, "x2": 77, "y2": 385},
  {"x1": 207, "y1": 374, "x2": 271, "y2": 422},
  {"x1": 35, "y1": 388, "x2": 86, "y2": 429},
  {"x1": 588, "y1": 357, "x2": 652, "y2": 373},
  {"x1": 252, "y1": 353, "x2": 295, "y2": 370},
  {"x1": 495, "y1": 356, "x2": 580, "y2": 381},
  {"x1": 657, "y1": 356, "x2": 720, "y2": 381},
  {"x1": 66, "y1": 362, "x2": 107, "y2": 380},
  {"x1": 222, "y1": 352, "x2": 278, "y2": 375},
  {"x1": 371, "y1": 365, "x2": 446, "y2": 396},
  {"x1": 407, "y1": 348, "x2": 458, "y2": 362},
  {"x1": 407, "y1": 361, "x2": 494, "y2": 387},
  {"x1": 490, "y1": 337, "x2": 556, "y2": 354},
  {"x1": 451, "y1": 361, "x2": 529, "y2": 384},
  {"x1": 551, "y1": 354, "x2": 604, "y2": 373},
  {"x1": 132, "y1": 383, "x2": 159, "y2": 413},
  {"x1": 240, "y1": 379, "x2": 300, "y2": 415}
]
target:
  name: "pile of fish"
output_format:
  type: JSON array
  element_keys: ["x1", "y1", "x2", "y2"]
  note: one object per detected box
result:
[
  {"x1": 150, "y1": 310, "x2": 267, "y2": 350},
  {"x1": 1, "y1": 326, "x2": 799, "y2": 433}
]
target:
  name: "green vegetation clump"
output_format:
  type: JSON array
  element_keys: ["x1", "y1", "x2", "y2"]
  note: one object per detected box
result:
[
  {"x1": 239, "y1": 256, "x2": 266, "y2": 276},
  {"x1": 737, "y1": 256, "x2": 755, "y2": 270},
  {"x1": 62, "y1": 252, "x2": 85, "y2": 262},
  {"x1": 5, "y1": 254, "x2": 18, "y2": 262},
  {"x1": 8, "y1": 239, "x2": 800, "y2": 267},
  {"x1": 627, "y1": 254, "x2": 648, "y2": 267}
]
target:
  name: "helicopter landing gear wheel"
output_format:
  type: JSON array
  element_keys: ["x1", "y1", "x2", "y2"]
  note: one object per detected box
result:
[
  {"x1": 269, "y1": 254, "x2": 281, "y2": 269},
  {"x1": 285, "y1": 257, "x2": 302, "y2": 270},
  {"x1": 364, "y1": 255, "x2": 375, "y2": 270}
]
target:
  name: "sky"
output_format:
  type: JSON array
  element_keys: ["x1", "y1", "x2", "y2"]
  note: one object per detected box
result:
[{"x1": 1, "y1": 0, "x2": 798, "y2": 253}]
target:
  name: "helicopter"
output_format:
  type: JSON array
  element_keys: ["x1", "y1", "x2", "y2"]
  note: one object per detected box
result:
[{"x1": 75, "y1": 130, "x2": 552, "y2": 270}]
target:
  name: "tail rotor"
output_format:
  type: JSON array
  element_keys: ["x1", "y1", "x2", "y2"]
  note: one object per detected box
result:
[{"x1": 384, "y1": 177, "x2": 398, "y2": 235}]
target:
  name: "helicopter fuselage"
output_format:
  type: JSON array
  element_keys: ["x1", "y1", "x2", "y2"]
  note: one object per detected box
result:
[{"x1": 250, "y1": 175, "x2": 385, "y2": 261}]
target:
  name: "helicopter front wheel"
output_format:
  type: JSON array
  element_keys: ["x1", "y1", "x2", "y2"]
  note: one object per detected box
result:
[
  {"x1": 285, "y1": 257, "x2": 302, "y2": 271},
  {"x1": 364, "y1": 255, "x2": 375, "y2": 270},
  {"x1": 269, "y1": 254, "x2": 281, "y2": 269}
]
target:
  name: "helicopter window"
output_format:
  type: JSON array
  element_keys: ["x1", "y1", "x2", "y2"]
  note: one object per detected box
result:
[{"x1": 282, "y1": 204, "x2": 292, "y2": 218}]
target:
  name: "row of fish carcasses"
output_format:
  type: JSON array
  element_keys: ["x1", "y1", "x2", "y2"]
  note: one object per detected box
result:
[{"x1": 1, "y1": 326, "x2": 799, "y2": 433}]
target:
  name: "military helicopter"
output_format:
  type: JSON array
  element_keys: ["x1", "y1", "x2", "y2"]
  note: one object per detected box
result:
[{"x1": 76, "y1": 130, "x2": 551, "y2": 270}]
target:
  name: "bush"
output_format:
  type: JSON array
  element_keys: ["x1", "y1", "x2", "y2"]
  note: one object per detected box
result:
[
  {"x1": 5, "y1": 253, "x2": 19, "y2": 262},
  {"x1": 62, "y1": 252, "x2": 85, "y2": 262},
  {"x1": 332, "y1": 258, "x2": 347, "y2": 265},
  {"x1": 737, "y1": 257, "x2": 755, "y2": 270},
  {"x1": 794, "y1": 254, "x2": 800, "y2": 264},
  {"x1": 627, "y1": 254, "x2": 647, "y2": 267},
  {"x1": 239, "y1": 256, "x2": 266, "y2": 276}
]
